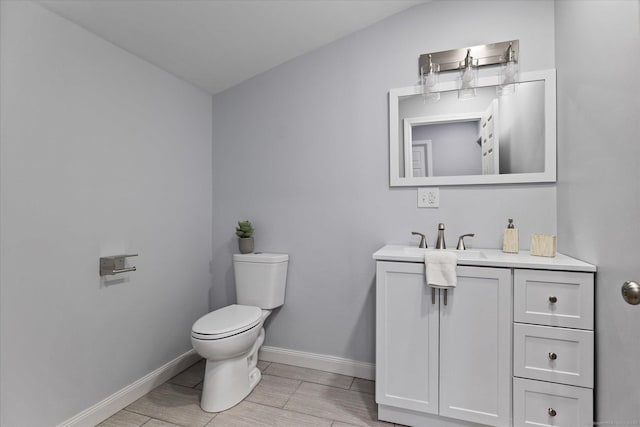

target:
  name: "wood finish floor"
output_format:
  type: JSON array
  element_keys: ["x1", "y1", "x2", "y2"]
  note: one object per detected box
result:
[{"x1": 99, "y1": 359, "x2": 403, "y2": 427}]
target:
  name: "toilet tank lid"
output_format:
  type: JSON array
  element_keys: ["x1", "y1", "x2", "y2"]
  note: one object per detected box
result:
[{"x1": 233, "y1": 253, "x2": 288, "y2": 263}]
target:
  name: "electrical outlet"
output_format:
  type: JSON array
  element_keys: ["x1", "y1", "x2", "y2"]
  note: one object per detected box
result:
[{"x1": 418, "y1": 187, "x2": 439, "y2": 208}]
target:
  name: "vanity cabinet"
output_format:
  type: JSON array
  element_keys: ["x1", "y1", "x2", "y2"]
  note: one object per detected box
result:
[
  {"x1": 373, "y1": 246, "x2": 596, "y2": 427},
  {"x1": 376, "y1": 261, "x2": 512, "y2": 427}
]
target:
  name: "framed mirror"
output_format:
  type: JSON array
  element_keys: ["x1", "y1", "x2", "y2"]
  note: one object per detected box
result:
[{"x1": 389, "y1": 69, "x2": 556, "y2": 186}]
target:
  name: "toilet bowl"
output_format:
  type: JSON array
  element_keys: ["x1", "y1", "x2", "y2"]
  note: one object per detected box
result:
[
  {"x1": 191, "y1": 252, "x2": 288, "y2": 412},
  {"x1": 191, "y1": 305, "x2": 270, "y2": 412}
]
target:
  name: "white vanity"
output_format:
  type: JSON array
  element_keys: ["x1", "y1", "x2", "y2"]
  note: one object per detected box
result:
[{"x1": 373, "y1": 245, "x2": 596, "y2": 427}]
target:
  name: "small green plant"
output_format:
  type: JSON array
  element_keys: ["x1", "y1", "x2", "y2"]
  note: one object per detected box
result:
[{"x1": 235, "y1": 220, "x2": 254, "y2": 238}]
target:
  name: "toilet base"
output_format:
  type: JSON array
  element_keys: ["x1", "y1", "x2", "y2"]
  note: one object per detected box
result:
[
  {"x1": 200, "y1": 359, "x2": 261, "y2": 412},
  {"x1": 199, "y1": 327, "x2": 265, "y2": 412}
]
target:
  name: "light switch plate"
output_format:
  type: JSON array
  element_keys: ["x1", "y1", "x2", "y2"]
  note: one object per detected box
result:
[{"x1": 418, "y1": 187, "x2": 439, "y2": 208}]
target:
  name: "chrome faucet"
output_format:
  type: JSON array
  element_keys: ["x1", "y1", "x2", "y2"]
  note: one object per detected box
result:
[
  {"x1": 435, "y1": 223, "x2": 446, "y2": 249},
  {"x1": 411, "y1": 232, "x2": 427, "y2": 248}
]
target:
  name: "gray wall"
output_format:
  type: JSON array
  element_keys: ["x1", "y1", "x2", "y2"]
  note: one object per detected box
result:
[
  {"x1": 0, "y1": 2, "x2": 213, "y2": 425},
  {"x1": 211, "y1": 0, "x2": 557, "y2": 363},
  {"x1": 555, "y1": 0, "x2": 640, "y2": 423}
]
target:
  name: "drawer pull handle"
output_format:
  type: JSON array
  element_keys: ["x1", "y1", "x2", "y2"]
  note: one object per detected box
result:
[
  {"x1": 548, "y1": 352, "x2": 558, "y2": 360},
  {"x1": 548, "y1": 408, "x2": 557, "y2": 417},
  {"x1": 549, "y1": 296, "x2": 558, "y2": 303}
]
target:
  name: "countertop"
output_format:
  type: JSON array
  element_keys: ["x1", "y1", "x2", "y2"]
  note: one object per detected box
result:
[{"x1": 373, "y1": 245, "x2": 596, "y2": 272}]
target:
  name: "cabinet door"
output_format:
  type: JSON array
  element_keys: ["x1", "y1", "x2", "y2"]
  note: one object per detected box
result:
[
  {"x1": 376, "y1": 261, "x2": 439, "y2": 414},
  {"x1": 439, "y1": 266, "x2": 512, "y2": 427}
]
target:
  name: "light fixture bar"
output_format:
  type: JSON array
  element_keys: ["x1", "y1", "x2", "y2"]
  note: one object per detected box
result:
[{"x1": 419, "y1": 40, "x2": 519, "y2": 74}]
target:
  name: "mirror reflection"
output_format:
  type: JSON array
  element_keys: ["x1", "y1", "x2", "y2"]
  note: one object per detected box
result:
[
  {"x1": 389, "y1": 69, "x2": 556, "y2": 187},
  {"x1": 399, "y1": 80, "x2": 545, "y2": 178}
]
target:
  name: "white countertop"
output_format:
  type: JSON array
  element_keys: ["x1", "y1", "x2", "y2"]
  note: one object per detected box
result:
[{"x1": 373, "y1": 245, "x2": 596, "y2": 272}]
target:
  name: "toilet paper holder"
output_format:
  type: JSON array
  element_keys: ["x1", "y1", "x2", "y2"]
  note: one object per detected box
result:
[{"x1": 99, "y1": 254, "x2": 138, "y2": 276}]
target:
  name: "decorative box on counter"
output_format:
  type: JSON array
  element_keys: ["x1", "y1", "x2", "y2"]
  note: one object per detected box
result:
[{"x1": 530, "y1": 234, "x2": 556, "y2": 257}]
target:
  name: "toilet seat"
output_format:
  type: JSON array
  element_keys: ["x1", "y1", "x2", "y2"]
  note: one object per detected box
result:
[{"x1": 192, "y1": 304, "x2": 262, "y2": 340}]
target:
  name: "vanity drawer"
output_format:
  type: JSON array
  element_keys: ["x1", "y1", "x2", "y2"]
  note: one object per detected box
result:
[
  {"x1": 513, "y1": 377, "x2": 592, "y2": 427},
  {"x1": 514, "y1": 270, "x2": 594, "y2": 330},
  {"x1": 514, "y1": 323, "x2": 593, "y2": 388}
]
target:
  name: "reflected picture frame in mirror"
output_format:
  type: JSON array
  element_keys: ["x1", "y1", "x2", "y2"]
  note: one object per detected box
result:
[{"x1": 389, "y1": 69, "x2": 556, "y2": 187}]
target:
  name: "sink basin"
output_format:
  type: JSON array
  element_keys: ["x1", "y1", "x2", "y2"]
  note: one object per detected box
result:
[
  {"x1": 402, "y1": 247, "x2": 487, "y2": 261},
  {"x1": 454, "y1": 250, "x2": 487, "y2": 260},
  {"x1": 372, "y1": 245, "x2": 491, "y2": 263}
]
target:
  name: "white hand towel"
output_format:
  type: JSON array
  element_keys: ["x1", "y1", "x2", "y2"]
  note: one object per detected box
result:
[{"x1": 425, "y1": 251, "x2": 458, "y2": 288}]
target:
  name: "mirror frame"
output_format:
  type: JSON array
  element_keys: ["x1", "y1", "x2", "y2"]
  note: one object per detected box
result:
[{"x1": 389, "y1": 69, "x2": 556, "y2": 187}]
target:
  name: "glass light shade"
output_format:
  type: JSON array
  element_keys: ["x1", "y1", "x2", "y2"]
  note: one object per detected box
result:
[
  {"x1": 497, "y1": 59, "x2": 519, "y2": 96},
  {"x1": 458, "y1": 60, "x2": 477, "y2": 100},
  {"x1": 421, "y1": 62, "x2": 440, "y2": 103}
]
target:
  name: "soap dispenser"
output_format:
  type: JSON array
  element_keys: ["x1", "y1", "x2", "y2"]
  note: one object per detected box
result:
[{"x1": 502, "y1": 218, "x2": 519, "y2": 253}]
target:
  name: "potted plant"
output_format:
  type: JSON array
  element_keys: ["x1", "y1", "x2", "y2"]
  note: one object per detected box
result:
[{"x1": 236, "y1": 220, "x2": 255, "y2": 254}]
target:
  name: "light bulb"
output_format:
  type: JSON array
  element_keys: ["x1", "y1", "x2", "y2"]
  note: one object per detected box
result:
[
  {"x1": 503, "y1": 62, "x2": 517, "y2": 83},
  {"x1": 458, "y1": 64, "x2": 477, "y2": 100},
  {"x1": 462, "y1": 69, "x2": 474, "y2": 85},
  {"x1": 425, "y1": 74, "x2": 436, "y2": 88}
]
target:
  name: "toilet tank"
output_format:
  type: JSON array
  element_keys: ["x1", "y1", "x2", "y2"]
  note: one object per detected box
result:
[{"x1": 233, "y1": 253, "x2": 288, "y2": 309}]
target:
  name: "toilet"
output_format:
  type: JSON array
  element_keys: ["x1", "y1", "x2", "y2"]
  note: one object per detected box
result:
[{"x1": 191, "y1": 252, "x2": 288, "y2": 412}]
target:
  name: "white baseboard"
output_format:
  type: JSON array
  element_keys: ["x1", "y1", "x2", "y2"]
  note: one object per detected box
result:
[
  {"x1": 57, "y1": 350, "x2": 201, "y2": 427},
  {"x1": 258, "y1": 346, "x2": 375, "y2": 380}
]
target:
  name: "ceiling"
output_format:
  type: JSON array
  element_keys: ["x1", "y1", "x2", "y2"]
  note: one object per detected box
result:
[{"x1": 39, "y1": 0, "x2": 429, "y2": 95}]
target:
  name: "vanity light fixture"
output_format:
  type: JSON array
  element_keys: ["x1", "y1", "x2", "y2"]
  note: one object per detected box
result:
[{"x1": 417, "y1": 40, "x2": 520, "y2": 101}]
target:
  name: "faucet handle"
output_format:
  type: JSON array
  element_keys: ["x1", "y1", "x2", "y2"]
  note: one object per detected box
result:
[
  {"x1": 456, "y1": 233, "x2": 475, "y2": 250},
  {"x1": 411, "y1": 232, "x2": 427, "y2": 248}
]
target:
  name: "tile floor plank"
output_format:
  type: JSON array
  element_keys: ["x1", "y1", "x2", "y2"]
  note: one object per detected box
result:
[
  {"x1": 349, "y1": 378, "x2": 375, "y2": 395},
  {"x1": 257, "y1": 360, "x2": 271, "y2": 371},
  {"x1": 284, "y1": 382, "x2": 392, "y2": 427},
  {"x1": 98, "y1": 410, "x2": 150, "y2": 427},
  {"x1": 206, "y1": 401, "x2": 332, "y2": 426},
  {"x1": 142, "y1": 419, "x2": 182, "y2": 427},
  {"x1": 126, "y1": 383, "x2": 215, "y2": 427},
  {"x1": 169, "y1": 359, "x2": 205, "y2": 388},
  {"x1": 245, "y1": 374, "x2": 301, "y2": 408},
  {"x1": 264, "y1": 363, "x2": 354, "y2": 389}
]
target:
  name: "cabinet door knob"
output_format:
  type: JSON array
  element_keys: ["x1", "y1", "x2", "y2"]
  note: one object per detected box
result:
[
  {"x1": 548, "y1": 296, "x2": 558, "y2": 304},
  {"x1": 548, "y1": 408, "x2": 557, "y2": 417},
  {"x1": 548, "y1": 352, "x2": 558, "y2": 360}
]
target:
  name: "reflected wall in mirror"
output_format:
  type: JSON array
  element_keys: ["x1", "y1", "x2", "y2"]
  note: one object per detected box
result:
[{"x1": 389, "y1": 70, "x2": 556, "y2": 186}]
